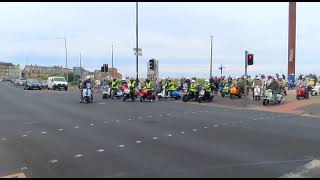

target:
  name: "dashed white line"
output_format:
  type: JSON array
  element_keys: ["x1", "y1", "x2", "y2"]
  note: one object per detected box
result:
[
  {"x1": 180, "y1": 132, "x2": 185, "y2": 134},
  {"x1": 58, "y1": 129, "x2": 64, "y2": 131},
  {"x1": 167, "y1": 114, "x2": 172, "y2": 116},
  {"x1": 1, "y1": 138, "x2": 7, "y2": 141},
  {"x1": 41, "y1": 131, "x2": 47, "y2": 134},
  {"x1": 148, "y1": 116, "x2": 153, "y2": 118},
  {"x1": 136, "y1": 141, "x2": 142, "y2": 143},
  {"x1": 97, "y1": 149, "x2": 105, "y2": 152},
  {"x1": 118, "y1": 145, "x2": 125, "y2": 148},
  {"x1": 128, "y1": 118, "x2": 132, "y2": 121},
  {"x1": 21, "y1": 135, "x2": 28, "y2": 137},
  {"x1": 213, "y1": 124, "x2": 219, "y2": 127},
  {"x1": 49, "y1": 159, "x2": 58, "y2": 164},
  {"x1": 203, "y1": 126, "x2": 208, "y2": 129},
  {"x1": 152, "y1": 137, "x2": 159, "y2": 140},
  {"x1": 74, "y1": 154, "x2": 84, "y2": 158},
  {"x1": 103, "y1": 122, "x2": 108, "y2": 124},
  {"x1": 20, "y1": 167, "x2": 28, "y2": 171},
  {"x1": 192, "y1": 129, "x2": 198, "y2": 132},
  {"x1": 159, "y1": 115, "x2": 163, "y2": 117},
  {"x1": 167, "y1": 134, "x2": 172, "y2": 137},
  {"x1": 90, "y1": 123, "x2": 95, "y2": 126},
  {"x1": 74, "y1": 126, "x2": 79, "y2": 129}
]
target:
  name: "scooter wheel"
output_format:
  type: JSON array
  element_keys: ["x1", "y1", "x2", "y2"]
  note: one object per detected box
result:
[
  {"x1": 221, "y1": 93, "x2": 225, "y2": 97},
  {"x1": 263, "y1": 99, "x2": 268, "y2": 106}
]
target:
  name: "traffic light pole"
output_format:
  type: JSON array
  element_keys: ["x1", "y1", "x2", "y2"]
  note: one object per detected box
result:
[
  {"x1": 135, "y1": 2, "x2": 139, "y2": 83},
  {"x1": 244, "y1": 50, "x2": 248, "y2": 98}
]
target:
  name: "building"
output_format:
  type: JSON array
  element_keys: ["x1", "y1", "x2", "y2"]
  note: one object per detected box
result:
[
  {"x1": 21, "y1": 65, "x2": 72, "y2": 79},
  {"x1": 0, "y1": 62, "x2": 20, "y2": 81}
]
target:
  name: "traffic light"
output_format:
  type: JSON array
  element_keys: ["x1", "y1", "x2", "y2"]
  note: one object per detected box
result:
[
  {"x1": 149, "y1": 59, "x2": 155, "y2": 70},
  {"x1": 247, "y1": 54, "x2": 254, "y2": 65},
  {"x1": 101, "y1": 64, "x2": 109, "y2": 72},
  {"x1": 104, "y1": 64, "x2": 108, "y2": 72}
]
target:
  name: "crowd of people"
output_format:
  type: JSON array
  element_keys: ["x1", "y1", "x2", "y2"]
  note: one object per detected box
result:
[{"x1": 78, "y1": 73, "x2": 318, "y2": 102}]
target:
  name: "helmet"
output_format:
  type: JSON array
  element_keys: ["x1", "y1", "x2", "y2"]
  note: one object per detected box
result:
[
  {"x1": 256, "y1": 77, "x2": 261, "y2": 80},
  {"x1": 302, "y1": 75, "x2": 305, "y2": 79},
  {"x1": 186, "y1": 77, "x2": 190, "y2": 80},
  {"x1": 191, "y1": 80, "x2": 195, "y2": 83},
  {"x1": 113, "y1": 78, "x2": 116, "y2": 81},
  {"x1": 205, "y1": 79, "x2": 209, "y2": 83},
  {"x1": 86, "y1": 75, "x2": 91, "y2": 80}
]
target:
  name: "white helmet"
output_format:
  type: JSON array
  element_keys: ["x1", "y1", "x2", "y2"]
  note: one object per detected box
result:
[
  {"x1": 256, "y1": 77, "x2": 261, "y2": 80},
  {"x1": 186, "y1": 77, "x2": 190, "y2": 80},
  {"x1": 205, "y1": 79, "x2": 209, "y2": 83},
  {"x1": 191, "y1": 80, "x2": 195, "y2": 83},
  {"x1": 86, "y1": 75, "x2": 91, "y2": 80}
]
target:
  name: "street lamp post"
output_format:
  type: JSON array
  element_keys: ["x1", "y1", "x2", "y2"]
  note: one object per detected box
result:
[
  {"x1": 210, "y1": 35, "x2": 213, "y2": 79},
  {"x1": 136, "y1": 2, "x2": 139, "y2": 83},
  {"x1": 57, "y1": 37, "x2": 68, "y2": 82}
]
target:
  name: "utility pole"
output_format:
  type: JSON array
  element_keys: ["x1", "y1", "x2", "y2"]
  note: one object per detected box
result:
[
  {"x1": 64, "y1": 37, "x2": 68, "y2": 82},
  {"x1": 210, "y1": 35, "x2": 213, "y2": 79},
  {"x1": 111, "y1": 44, "x2": 114, "y2": 79},
  {"x1": 79, "y1": 53, "x2": 82, "y2": 81},
  {"x1": 136, "y1": 2, "x2": 139, "y2": 83},
  {"x1": 218, "y1": 64, "x2": 226, "y2": 77}
]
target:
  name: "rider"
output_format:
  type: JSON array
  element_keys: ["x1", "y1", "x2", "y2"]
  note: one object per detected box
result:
[
  {"x1": 267, "y1": 76, "x2": 280, "y2": 100},
  {"x1": 297, "y1": 75, "x2": 309, "y2": 93},
  {"x1": 80, "y1": 75, "x2": 93, "y2": 101},
  {"x1": 277, "y1": 76, "x2": 287, "y2": 96},
  {"x1": 190, "y1": 79, "x2": 198, "y2": 98},
  {"x1": 129, "y1": 77, "x2": 137, "y2": 90},
  {"x1": 168, "y1": 79, "x2": 176, "y2": 96},
  {"x1": 161, "y1": 78, "x2": 169, "y2": 96},
  {"x1": 204, "y1": 79, "x2": 212, "y2": 98},
  {"x1": 111, "y1": 78, "x2": 120, "y2": 96},
  {"x1": 145, "y1": 79, "x2": 155, "y2": 101}
]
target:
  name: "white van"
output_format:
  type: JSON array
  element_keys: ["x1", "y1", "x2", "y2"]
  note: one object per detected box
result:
[{"x1": 47, "y1": 77, "x2": 68, "y2": 91}]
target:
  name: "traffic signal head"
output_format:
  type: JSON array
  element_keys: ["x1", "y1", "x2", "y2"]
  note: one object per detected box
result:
[
  {"x1": 104, "y1": 64, "x2": 108, "y2": 72},
  {"x1": 247, "y1": 54, "x2": 254, "y2": 65},
  {"x1": 149, "y1": 59, "x2": 155, "y2": 70}
]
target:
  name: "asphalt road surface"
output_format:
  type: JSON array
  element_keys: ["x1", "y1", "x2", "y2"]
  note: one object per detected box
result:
[{"x1": 1, "y1": 81, "x2": 320, "y2": 178}]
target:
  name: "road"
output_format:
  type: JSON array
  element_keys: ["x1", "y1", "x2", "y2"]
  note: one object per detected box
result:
[{"x1": 1, "y1": 81, "x2": 320, "y2": 178}]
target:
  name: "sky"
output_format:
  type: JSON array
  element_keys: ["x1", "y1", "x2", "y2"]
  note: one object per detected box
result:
[{"x1": 0, "y1": 2, "x2": 320, "y2": 78}]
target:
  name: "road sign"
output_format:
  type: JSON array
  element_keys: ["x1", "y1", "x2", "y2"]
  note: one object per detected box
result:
[
  {"x1": 134, "y1": 52, "x2": 142, "y2": 56},
  {"x1": 133, "y1": 48, "x2": 142, "y2": 52}
]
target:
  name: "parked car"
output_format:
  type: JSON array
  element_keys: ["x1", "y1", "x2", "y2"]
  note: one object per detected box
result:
[
  {"x1": 40, "y1": 81, "x2": 48, "y2": 89},
  {"x1": 24, "y1": 79, "x2": 42, "y2": 90},
  {"x1": 18, "y1": 80, "x2": 27, "y2": 86},
  {"x1": 47, "y1": 77, "x2": 68, "y2": 91}
]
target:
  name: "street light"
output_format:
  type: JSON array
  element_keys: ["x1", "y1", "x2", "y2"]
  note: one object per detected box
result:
[
  {"x1": 210, "y1": 35, "x2": 213, "y2": 79},
  {"x1": 56, "y1": 37, "x2": 68, "y2": 82},
  {"x1": 135, "y1": 2, "x2": 139, "y2": 83}
]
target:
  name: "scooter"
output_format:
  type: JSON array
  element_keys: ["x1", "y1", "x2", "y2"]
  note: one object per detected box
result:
[
  {"x1": 80, "y1": 83, "x2": 93, "y2": 104},
  {"x1": 182, "y1": 87, "x2": 200, "y2": 102},
  {"x1": 197, "y1": 87, "x2": 214, "y2": 103},
  {"x1": 296, "y1": 85, "x2": 309, "y2": 100},
  {"x1": 110, "y1": 88, "x2": 123, "y2": 99},
  {"x1": 139, "y1": 88, "x2": 156, "y2": 102},
  {"x1": 253, "y1": 86, "x2": 262, "y2": 100},
  {"x1": 123, "y1": 87, "x2": 137, "y2": 102},
  {"x1": 157, "y1": 87, "x2": 181, "y2": 101},
  {"x1": 230, "y1": 86, "x2": 242, "y2": 99},
  {"x1": 263, "y1": 89, "x2": 283, "y2": 106},
  {"x1": 102, "y1": 84, "x2": 111, "y2": 99},
  {"x1": 221, "y1": 83, "x2": 231, "y2": 97},
  {"x1": 311, "y1": 83, "x2": 320, "y2": 96}
]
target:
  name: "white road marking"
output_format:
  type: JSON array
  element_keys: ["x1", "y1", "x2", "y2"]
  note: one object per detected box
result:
[
  {"x1": 21, "y1": 135, "x2": 28, "y2": 137},
  {"x1": 159, "y1": 115, "x2": 163, "y2": 117},
  {"x1": 191, "y1": 112, "x2": 196, "y2": 114},
  {"x1": 192, "y1": 129, "x2": 197, "y2": 132},
  {"x1": 103, "y1": 122, "x2": 108, "y2": 124},
  {"x1": 136, "y1": 141, "x2": 142, "y2": 143},
  {"x1": 180, "y1": 132, "x2": 185, "y2": 134},
  {"x1": 148, "y1": 116, "x2": 153, "y2": 118},
  {"x1": 20, "y1": 167, "x2": 28, "y2": 171},
  {"x1": 41, "y1": 131, "x2": 47, "y2": 134},
  {"x1": 74, "y1": 154, "x2": 84, "y2": 158},
  {"x1": 118, "y1": 145, "x2": 125, "y2": 148},
  {"x1": 98, "y1": 102, "x2": 106, "y2": 105},
  {"x1": 213, "y1": 124, "x2": 219, "y2": 127},
  {"x1": 1, "y1": 138, "x2": 7, "y2": 141},
  {"x1": 204, "y1": 126, "x2": 208, "y2": 129},
  {"x1": 153, "y1": 137, "x2": 159, "y2": 140},
  {"x1": 58, "y1": 129, "x2": 64, "y2": 131},
  {"x1": 74, "y1": 126, "x2": 79, "y2": 129},
  {"x1": 167, "y1": 114, "x2": 172, "y2": 116},
  {"x1": 115, "y1": 120, "x2": 120, "y2": 123},
  {"x1": 49, "y1": 159, "x2": 58, "y2": 164},
  {"x1": 97, "y1": 149, "x2": 105, "y2": 152},
  {"x1": 128, "y1": 118, "x2": 132, "y2": 121},
  {"x1": 167, "y1": 134, "x2": 172, "y2": 137},
  {"x1": 90, "y1": 123, "x2": 95, "y2": 126}
]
